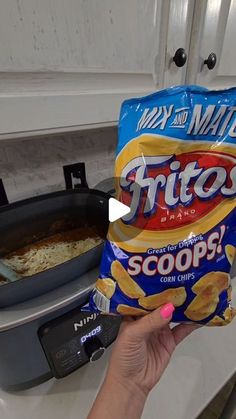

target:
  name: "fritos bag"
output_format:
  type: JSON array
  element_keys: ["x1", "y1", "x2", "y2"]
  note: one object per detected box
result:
[{"x1": 90, "y1": 85, "x2": 236, "y2": 325}]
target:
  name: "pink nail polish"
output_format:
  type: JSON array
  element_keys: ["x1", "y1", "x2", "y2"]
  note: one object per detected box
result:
[{"x1": 160, "y1": 303, "x2": 175, "y2": 320}]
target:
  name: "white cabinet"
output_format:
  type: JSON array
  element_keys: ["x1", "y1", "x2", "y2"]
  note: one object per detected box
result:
[
  {"x1": 186, "y1": 0, "x2": 236, "y2": 88},
  {"x1": 163, "y1": 0, "x2": 194, "y2": 87},
  {"x1": 0, "y1": 0, "x2": 193, "y2": 139},
  {"x1": 0, "y1": 0, "x2": 161, "y2": 74},
  {"x1": 0, "y1": 0, "x2": 235, "y2": 139}
]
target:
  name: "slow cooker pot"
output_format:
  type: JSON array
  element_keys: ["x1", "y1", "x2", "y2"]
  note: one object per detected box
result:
[
  {"x1": 0, "y1": 164, "x2": 121, "y2": 390},
  {"x1": 0, "y1": 267, "x2": 121, "y2": 390}
]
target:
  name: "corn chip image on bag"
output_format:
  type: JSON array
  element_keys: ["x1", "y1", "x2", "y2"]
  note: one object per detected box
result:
[{"x1": 89, "y1": 85, "x2": 236, "y2": 325}]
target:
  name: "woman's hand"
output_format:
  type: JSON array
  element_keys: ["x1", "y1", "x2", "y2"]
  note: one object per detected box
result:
[
  {"x1": 88, "y1": 304, "x2": 198, "y2": 419},
  {"x1": 106, "y1": 303, "x2": 197, "y2": 397}
]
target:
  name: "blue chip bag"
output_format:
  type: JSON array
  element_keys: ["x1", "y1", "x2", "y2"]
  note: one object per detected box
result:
[{"x1": 89, "y1": 85, "x2": 236, "y2": 325}]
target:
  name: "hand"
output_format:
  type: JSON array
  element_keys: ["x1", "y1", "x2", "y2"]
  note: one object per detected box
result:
[
  {"x1": 106, "y1": 303, "x2": 198, "y2": 397},
  {"x1": 88, "y1": 304, "x2": 198, "y2": 419}
]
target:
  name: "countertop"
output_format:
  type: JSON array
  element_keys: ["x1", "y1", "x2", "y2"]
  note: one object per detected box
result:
[{"x1": 0, "y1": 277, "x2": 235, "y2": 419}]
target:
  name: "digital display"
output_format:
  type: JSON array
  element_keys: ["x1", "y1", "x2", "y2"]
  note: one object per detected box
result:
[{"x1": 80, "y1": 325, "x2": 103, "y2": 344}]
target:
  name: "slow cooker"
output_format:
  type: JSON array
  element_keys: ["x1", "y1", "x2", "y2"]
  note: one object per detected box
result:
[{"x1": 0, "y1": 163, "x2": 121, "y2": 390}]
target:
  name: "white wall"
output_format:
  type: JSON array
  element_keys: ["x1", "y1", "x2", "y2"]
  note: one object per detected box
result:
[{"x1": 0, "y1": 127, "x2": 117, "y2": 203}]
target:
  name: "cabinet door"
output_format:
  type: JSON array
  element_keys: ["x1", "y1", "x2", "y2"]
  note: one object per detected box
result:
[
  {"x1": 186, "y1": 0, "x2": 236, "y2": 88},
  {"x1": 163, "y1": 0, "x2": 195, "y2": 87},
  {"x1": 0, "y1": 0, "x2": 165, "y2": 138},
  {"x1": 0, "y1": 0, "x2": 195, "y2": 138}
]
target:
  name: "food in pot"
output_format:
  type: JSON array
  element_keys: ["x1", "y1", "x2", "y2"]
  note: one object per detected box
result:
[{"x1": 1, "y1": 227, "x2": 102, "y2": 277}]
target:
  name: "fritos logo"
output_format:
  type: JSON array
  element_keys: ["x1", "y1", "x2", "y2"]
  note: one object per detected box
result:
[{"x1": 120, "y1": 151, "x2": 236, "y2": 229}]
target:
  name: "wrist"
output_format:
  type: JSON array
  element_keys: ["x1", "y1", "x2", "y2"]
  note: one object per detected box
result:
[
  {"x1": 88, "y1": 371, "x2": 148, "y2": 419},
  {"x1": 104, "y1": 371, "x2": 149, "y2": 404}
]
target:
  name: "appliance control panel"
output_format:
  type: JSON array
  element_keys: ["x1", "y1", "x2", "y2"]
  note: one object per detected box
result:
[{"x1": 38, "y1": 308, "x2": 121, "y2": 378}]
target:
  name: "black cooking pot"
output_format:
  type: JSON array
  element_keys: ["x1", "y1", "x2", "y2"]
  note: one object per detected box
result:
[{"x1": 0, "y1": 188, "x2": 109, "y2": 307}]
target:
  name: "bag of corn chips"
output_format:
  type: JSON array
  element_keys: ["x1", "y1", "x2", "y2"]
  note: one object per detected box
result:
[{"x1": 90, "y1": 85, "x2": 236, "y2": 325}]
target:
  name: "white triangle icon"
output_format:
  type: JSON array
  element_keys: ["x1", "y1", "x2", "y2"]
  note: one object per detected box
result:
[{"x1": 109, "y1": 198, "x2": 131, "y2": 222}]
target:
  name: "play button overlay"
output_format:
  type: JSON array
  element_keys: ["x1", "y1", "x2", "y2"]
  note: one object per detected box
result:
[
  {"x1": 109, "y1": 198, "x2": 130, "y2": 222},
  {"x1": 94, "y1": 176, "x2": 151, "y2": 241}
]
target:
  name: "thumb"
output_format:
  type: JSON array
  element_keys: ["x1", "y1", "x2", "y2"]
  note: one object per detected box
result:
[{"x1": 131, "y1": 303, "x2": 175, "y2": 338}]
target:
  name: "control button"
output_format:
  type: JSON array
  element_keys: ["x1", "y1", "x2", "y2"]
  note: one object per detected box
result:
[
  {"x1": 84, "y1": 336, "x2": 105, "y2": 362},
  {"x1": 55, "y1": 348, "x2": 67, "y2": 359},
  {"x1": 90, "y1": 347, "x2": 105, "y2": 362}
]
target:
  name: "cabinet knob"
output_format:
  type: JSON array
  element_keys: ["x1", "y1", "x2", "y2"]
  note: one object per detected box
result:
[
  {"x1": 173, "y1": 48, "x2": 187, "y2": 67},
  {"x1": 204, "y1": 52, "x2": 217, "y2": 70}
]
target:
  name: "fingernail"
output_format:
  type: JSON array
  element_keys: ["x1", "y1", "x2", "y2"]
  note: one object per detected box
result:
[{"x1": 160, "y1": 303, "x2": 175, "y2": 320}]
